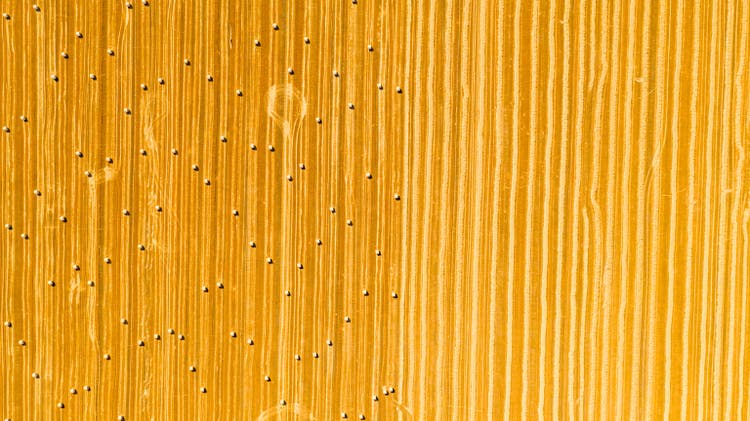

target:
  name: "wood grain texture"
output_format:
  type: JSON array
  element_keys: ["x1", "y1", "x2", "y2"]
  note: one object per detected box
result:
[{"x1": 1, "y1": 0, "x2": 749, "y2": 419}]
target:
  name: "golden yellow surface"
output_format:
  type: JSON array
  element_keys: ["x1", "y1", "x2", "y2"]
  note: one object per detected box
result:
[{"x1": 1, "y1": 0, "x2": 750, "y2": 419}]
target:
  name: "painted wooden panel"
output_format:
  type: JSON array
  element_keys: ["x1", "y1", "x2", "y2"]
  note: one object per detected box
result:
[{"x1": 1, "y1": 0, "x2": 749, "y2": 419}]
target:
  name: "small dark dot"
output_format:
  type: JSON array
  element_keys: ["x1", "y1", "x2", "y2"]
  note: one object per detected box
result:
[
  {"x1": 137, "y1": 340, "x2": 145, "y2": 346},
  {"x1": 266, "y1": 257, "x2": 273, "y2": 264},
  {"x1": 153, "y1": 334, "x2": 161, "y2": 340},
  {"x1": 203, "y1": 179, "x2": 211, "y2": 186},
  {"x1": 4, "y1": 224, "x2": 12, "y2": 230},
  {"x1": 344, "y1": 316, "x2": 351, "y2": 323},
  {"x1": 365, "y1": 172, "x2": 373, "y2": 179},
  {"x1": 137, "y1": 244, "x2": 145, "y2": 251},
  {"x1": 299, "y1": 163, "x2": 306, "y2": 170},
  {"x1": 75, "y1": 31, "x2": 83, "y2": 38},
  {"x1": 377, "y1": 83, "x2": 384, "y2": 90},
  {"x1": 139, "y1": 149, "x2": 147, "y2": 156},
  {"x1": 140, "y1": 83, "x2": 148, "y2": 90},
  {"x1": 83, "y1": 386, "x2": 91, "y2": 391},
  {"x1": 84, "y1": 170, "x2": 93, "y2": 177},
  {"x1": 104, "y1": 257, "x2": 112, "y2": 264},
  {"x1": 236, "y1": 89, "x2": 243, "y2": 96},
  {"x1": 250, "y1": 144, "x2": 258, "y2": 150},
  {"x1": 394, "y1": 194, "x2": 401, "y2": 201},
  {"x1": 89, "y1": 73, "x2": 97, "y2": 80},
  {"x1": 316, "y1": 239, "x2": 322, "y2": 246},
  {"x1": 220, "y1": 135, "x2": 228, "y2": 143},
  {"x1": 51, "y1": 74, "x2": 59, "y2": 82},
  {"x1": 87, "y1": 280, "x2": 95, "y2": 287},
  {"x1": 396, "y1": 86, "x2": 403, "y2": 94},
  {"x1": 333, "y1": 70, "x2": 340, "y2": 78},
  {"x1": 362, "y1": 289, "x2": 369, "y2": 296},
  {"x1": 158, "y1": 78, "x2": 165, "y2": 85},
  {"x1": 316, "y1": 117, "x2": 322, "y2": 124},
  {"x1": 216, "y1": 282, "x2": 224, "y2": 289},
  {"x1": 375, "y1": 249, "x2": 382, "y2": 256},
  {"x1": 391, "y1": 292, "x2": 398, "y2": 299},
  {"x1": 247, "y1": 339, "x2": 254, "y2": 345},
  {"x1": 207, "y1": 74, "x2": 214, "y2": 82},
  {"x1": 367, "y1": 44, "x2": 374, "y2": 52},
  {"x1": 171, "y1": 148, "x2": 178, "y2": 155},
  {"x1": 201, "y1": 286, "x2": 209, "y2": 293},
  {"x1": 33, "y1": 4, "x2": 41, "y2": 12},
  {"x1": 286, "y1": 175, "x2": 293, "y2": 182},
  {"x1": 123, "y1": 108, "x2": 132, "y2": 115},
  {"x1": 199, "y1": 387, "x2": 207, "y2": 394},
  {"x1": 106, "y1": 157, "x2": 113, "y2": 163},
  {"x1": 230, "y1": 331, "x2": 237, "y2": 338},
  {"x1": 2, "y1": 126, "x2": 9, "y2": 133},
  {"x1": 20, "y1": 233, "x2": 29, "y2": 239},
  {"x1": 155, "y1": 205, "x2": 162, "y2": 212},
  {"x1": 304, "y1": 37, "x2": 311, "y2": 44},
  {"x1": 272, "y1": 23, "x2": 279, "y2": 30},
  {"x1": 264, "y1": 376, "x2": 271, "y2": 382},
  {"x1": 346, "y1": 219, "x2": 353, "y2": 226},
  {"x1": 267, "y1": 145, "x2": 275, "y2": 152},
  {"x1": 33, "y1": 189, "x2": 41, "y2": 196},
  {"x1": 47, "y1": 280, "x2": 56, "y2": 287},
  {"x1": 61, "y1": 51, "x2": 69, "y2": 59},
  {"x1": 57, "y1": 403, "x2": 64, "y2": 409},
  {"x1": 189, "y1": 366, "x2": 196, "y2": 372},
  {"x1": 2, "y1": 13, "x2": 10, "y2": 20},
  {"x1": 122, "y1": 209, "x2": 130, "y2": 216},
  {"x1": 126, "y1": 2, "x2": 134, "y2": 9},
  {"x1": 142, "y1": 0, "x2": 149, "y2": 5},
  {"x1": 167, "y1": 328, "x2": 175, "y2": 334},
  {"x1": 183, "y1": 59, "x2": 191, "y2": 66},
  {"x1": 296, "y1": 262, "x2": 303, "y2": 269},
  {"x1": 72, "y1": 264, "x2": 79, "y2": 271},
  {"x1": 330, "y1": 207, "x2": 336, "y2": 214},
  {"x1": 327, "y1": 339, "x2": 333, "y2": 346},
  {"x1": 107, "y1": 49, "x2": 115, "y2": 56},
  {"x1": 249, "y1": 241, "x2": 256, "y2": 248},
  {"x1": 347, "y1": 103, "x2": 355, "y2": 110},
  {"x1": 103, "y1": 353, "x2": 111, "y2": 360},
  {"x1": 254, "y1": 40, "x2": 261, "y2": 47},
  {"x1": 192, "y1": 164, "x2": 199, "y2": 171},
  {"x1": 232, "y1": 209, "x2": 239, "y2": 216}
]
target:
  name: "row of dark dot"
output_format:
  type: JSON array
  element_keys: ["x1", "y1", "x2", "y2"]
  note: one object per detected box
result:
[
  {"x1": 0, "y1": 18, "x2": 402, "y2": 133},
  {"x1": 3, "y1": 0, "x2": 360, "y2": 21},
  {"x1": 6, "y1": 317, "x2": 393, "y2": 419}
]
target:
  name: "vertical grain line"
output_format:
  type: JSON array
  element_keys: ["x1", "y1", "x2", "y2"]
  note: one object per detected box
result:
[{"x1": 521, "y1": 0, "x2": 540, "y2": 417}]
